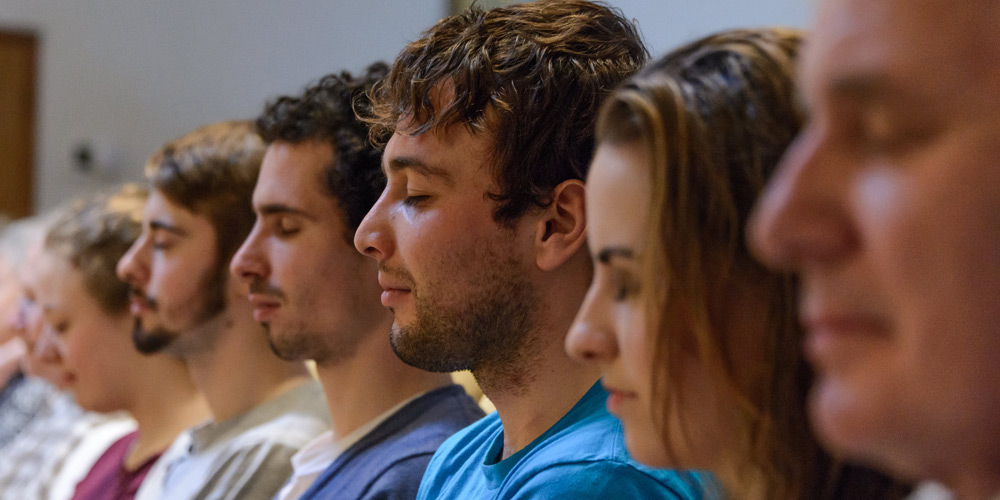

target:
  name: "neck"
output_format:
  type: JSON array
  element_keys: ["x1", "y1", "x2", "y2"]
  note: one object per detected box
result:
[
  {"x1": 479, "y1": 259, "x2": 598, "y2": 459},
  {"x1": 123, "y1": 354, "x2": 209, "y2": 470},
  {"x1": 183, "y1": 307, "x2": 311, "y2": 421},
  {"x1": 315, "y1": 317, "x2": 451, "y2": 440},
  {"x1": 476, "y1": 318, "x2": 600, "y2": 459}
]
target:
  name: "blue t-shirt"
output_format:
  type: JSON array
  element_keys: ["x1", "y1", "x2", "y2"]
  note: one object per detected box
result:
[
  {"x1": 300, "y1": 384, "x2": 484, "y2": 500},
  {"x1": 416, "y1": 381, "x2": 712, "y2": 499}
]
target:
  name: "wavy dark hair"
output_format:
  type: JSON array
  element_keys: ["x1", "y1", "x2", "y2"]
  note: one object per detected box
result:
[
  {"x1": 256, "y1": 63, "x2": 388, "y2": 241},
  {"x1": 596, "y1": 28, "x2": 910, "y2": 500},
  {"x1": 368, "y1": 0, "x2": 648, "y2": 225}
]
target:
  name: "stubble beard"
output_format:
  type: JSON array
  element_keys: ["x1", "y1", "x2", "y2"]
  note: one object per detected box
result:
[{"x1": 389, "y1": 255, "x2": 541, "y2": 395}]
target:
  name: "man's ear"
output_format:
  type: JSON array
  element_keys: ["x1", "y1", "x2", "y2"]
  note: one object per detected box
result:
[{"x1": 534, "y1": 179, "x2": 587, "y2": 271}]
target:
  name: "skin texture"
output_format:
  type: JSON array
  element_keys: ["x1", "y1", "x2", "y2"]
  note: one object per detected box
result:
[
  {"x1": 36, "y1": 252, "x2": 138, "y2": 412},
  {"x1": 0, "y1": 256, "x2": 21, "y2": 346},
  {"x1": 354, "y1": 121, "x2": 541, "y2": 386},
  {"x1": 117, "y1": 191, "x2": 225, "y2": 357},
  {"x1": 14, "y1": 242, "x2": 66, "y2": 386},
  {"x1": 230, "y1": 138, "x2": 452, "y2": 441},
  {"x1": 748, "y1": 0, "x2": 1000, "y2": 497},
  {"x1": 231, "y1": 140, "x2": 387, "y2": 367},
  {"x1": 565, "y1": 142, "x2": 663, "y2": 463},
  {"x1": 355, "y1": 111, "x2": 598, "y2": 457},
  {"x1": 566, "y1": 142, "x2": 730, "y2": 471}
]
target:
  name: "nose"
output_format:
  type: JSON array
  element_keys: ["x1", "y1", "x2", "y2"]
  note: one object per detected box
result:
[
  {"x1": 354, "y1": 190, "x2": 393, "y2": 262},
  {"x1": 230, "y1": 224, "x2": 268, "y2": 287},
  {"x1": 117, "y1": 234, "x2": 150, "y2": 289},
  {"x1": 748, "y1": 126, "x2": 859, "y2": 271},
  {"x1": 565, "y1": 282, "x2": 619, "y2": 364}
]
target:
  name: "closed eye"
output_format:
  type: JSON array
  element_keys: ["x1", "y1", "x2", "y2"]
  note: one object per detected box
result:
[{"x1": 403, "y1": 195, "x2": 430, "y2": 207}]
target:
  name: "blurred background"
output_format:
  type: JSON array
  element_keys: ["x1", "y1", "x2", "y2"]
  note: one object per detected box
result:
[{"x1": 0, "y1": 0, "x2": 808, "y2": 218}]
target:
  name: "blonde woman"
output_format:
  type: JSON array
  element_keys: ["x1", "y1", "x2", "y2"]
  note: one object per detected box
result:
[
  {"x1": 567, "y1": 28, "x2": 910, "y2": 500},
  {"x1": 34, "y1": 185, "x2": 208, "y2": 499}
]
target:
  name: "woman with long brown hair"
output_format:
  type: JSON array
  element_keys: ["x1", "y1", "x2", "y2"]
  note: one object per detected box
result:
[{"x1": 567, "y1": 28, "x2": 910, "y2": 500}]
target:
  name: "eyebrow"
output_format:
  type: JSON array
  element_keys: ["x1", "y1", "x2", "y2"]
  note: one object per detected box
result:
[
  {"x1": 385, "y1": 156, "x2": 455, "y2": 187},
  {"x1": 149, "y1": 220, "x2": 188, "y2": 236},
  {"x1": 257, "y1": 204, "x2": 318, "y2": 221},
  {"x1": 597, "y1": 246, "x2": 634, "y2": 264}
]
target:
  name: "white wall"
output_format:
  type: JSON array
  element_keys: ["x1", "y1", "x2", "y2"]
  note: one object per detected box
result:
[
  {"x1": 0, "y1": 1, "x2": 808, "y2": 211},
  {"x1": 610, "y1": 0, "x2": 810, "y2": 56}
]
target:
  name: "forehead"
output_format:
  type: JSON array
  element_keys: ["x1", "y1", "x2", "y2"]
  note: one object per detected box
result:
[
  {"x1": 384, "y1": 122, "x2": 494, "y2": 180},
  {"x1": 586, "y1": 142, "x2": 650, "y2": 245},
  {"x1": 35, "y1": 251, "x2": 75, "y2": 301},
  {"x1": 255, "y1": 140, "x2": 333, "y2": 202},
  {"x1": 806, "y1": 0, "x2": 1000, "y2": 102},
  {"x1": 144, "y1": 190, "x2": 212, "y2": 232}
]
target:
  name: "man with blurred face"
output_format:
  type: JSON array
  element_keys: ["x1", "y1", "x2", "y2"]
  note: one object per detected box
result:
[
  {"x1": 354, "y1": 1, "x2": 707, "y2": 498},
  {"x1": 749, "y1": 0, "x2": 1000, "y2": 498},
  {"x1": 118, "y1": 121, "x2": 329, "y2": 500},
  {"x1": 231, "y1": 64, "x2": 483, "y2": 500}
]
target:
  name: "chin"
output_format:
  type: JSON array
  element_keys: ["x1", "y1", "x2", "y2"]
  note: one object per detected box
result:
[
  {"x1": 621, "y1": 419, "x2": 672, "y2": 467},
  {"x1": 808, "y1": 375, "x2": 891, "y2": 465}
]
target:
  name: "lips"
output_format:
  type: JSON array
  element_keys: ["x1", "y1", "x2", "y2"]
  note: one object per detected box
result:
[
  {"x1": 377, "y1": 271, "x2": 412, "y2": 308},
  {"x1": 248, "y1": 294, "x2": 281, "y2": 323},
  {"x1": 601, "y1": 380, "x2": 638, "y2": 415},
  {"x1": 128, "y1": 295, "x2": 152, "y2": 316},
  {"x1": 802, "y1": 313, "x2": 891, "y2": 370}
]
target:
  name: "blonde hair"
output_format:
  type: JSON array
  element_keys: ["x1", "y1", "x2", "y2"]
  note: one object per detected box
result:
[
  {"x1": 44, "y1": 184, "x2": 148, "y2": 314},
  {"x1": 596, "y1": 28, "x2": 907, "y2": 499}
]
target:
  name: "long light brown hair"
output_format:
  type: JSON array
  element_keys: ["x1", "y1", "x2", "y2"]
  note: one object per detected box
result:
[{"x1": 596, "y1": 28, "x2": 909, "y2": 500}]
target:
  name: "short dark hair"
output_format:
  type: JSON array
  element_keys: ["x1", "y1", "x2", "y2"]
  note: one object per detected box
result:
[
  {"x1": 146, "y1": 120, "x2": 265, "y2": 265},
  {"x1": 255, "y1": 63, "x2": 389, "y2": 239},
  {"x1": 369, "y1": 0, "x2": 648, "y2": 224}
]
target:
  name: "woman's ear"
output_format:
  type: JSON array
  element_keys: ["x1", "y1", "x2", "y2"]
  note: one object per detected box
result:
[{"x1": 534, "y1": 179, "x2": 587, "y2": 271}]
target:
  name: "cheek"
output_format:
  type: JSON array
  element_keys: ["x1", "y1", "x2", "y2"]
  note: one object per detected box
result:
[{"x1": 618, "y1": 306, "x2": 656, "y2": 396}]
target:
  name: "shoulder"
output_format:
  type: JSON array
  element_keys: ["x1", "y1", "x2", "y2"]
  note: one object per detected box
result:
[
  {"x1": 512, "y1": 461, "x2": 710, "y2": 499},
  {"x1": 378, "y1": 387, "x2": 485, "y2": 455},
  {"x1": 426, "y1": 410, "x2": 501, "y2": 467},
  {"x1": 352, "y1": 453, "x2": 435, "y2": 500}
]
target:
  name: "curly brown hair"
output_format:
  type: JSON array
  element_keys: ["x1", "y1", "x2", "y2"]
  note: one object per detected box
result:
[
  {"x1": 368, "y1": 0, "x2": 648, "y2": 224},
  {"x1": 255, "y1": 63, "x2": 388, "y2": 241},
  {"x1": 596, "y1": 28, "x2": 909, "y2": 500}
]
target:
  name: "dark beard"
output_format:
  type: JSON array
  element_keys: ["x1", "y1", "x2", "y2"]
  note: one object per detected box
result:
[
  {"x1": 388, "y1": 255, "x2": 540, "y2": 393},
  {"x1": 131, "y1": 271, "x2": 227, "y2": 355},
  {"x1": 132, "y1": 320, "x2": 177, "y2": 354}
]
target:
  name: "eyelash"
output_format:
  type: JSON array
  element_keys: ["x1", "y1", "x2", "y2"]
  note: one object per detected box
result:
[
  {"x1": 612, "y1": 273, "x2": 640, "y2": 302},
  {"x1": 403, "y1": 195, "x2": 430, "y2": 207},
  {"x1": 277, "y1": 220, "x2": 301, "y2": 237}
]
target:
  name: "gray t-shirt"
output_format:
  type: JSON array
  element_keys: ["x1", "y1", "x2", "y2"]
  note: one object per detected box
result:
[{"x1": 138, "y1": 380, "x2": 330, "y2": 500}]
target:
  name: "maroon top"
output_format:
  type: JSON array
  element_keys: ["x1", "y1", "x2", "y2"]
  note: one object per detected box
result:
[{"x1": 72, "y1": 431, "x2": 161, "y2": 500}]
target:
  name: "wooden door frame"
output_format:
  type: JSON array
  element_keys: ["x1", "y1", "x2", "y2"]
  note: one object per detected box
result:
[{"x1": 0, "y1": 29, "x2": 38, "y2": 218}]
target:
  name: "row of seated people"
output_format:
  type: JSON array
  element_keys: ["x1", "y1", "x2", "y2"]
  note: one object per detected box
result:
[{"x1": 0, "y1": 0, "x2": 994, "y2": 499}]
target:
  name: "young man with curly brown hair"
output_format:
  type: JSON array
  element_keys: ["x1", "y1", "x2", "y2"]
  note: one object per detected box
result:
[{"x1": 355, "y1": 1, "x2": 709, "y2": 498}]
